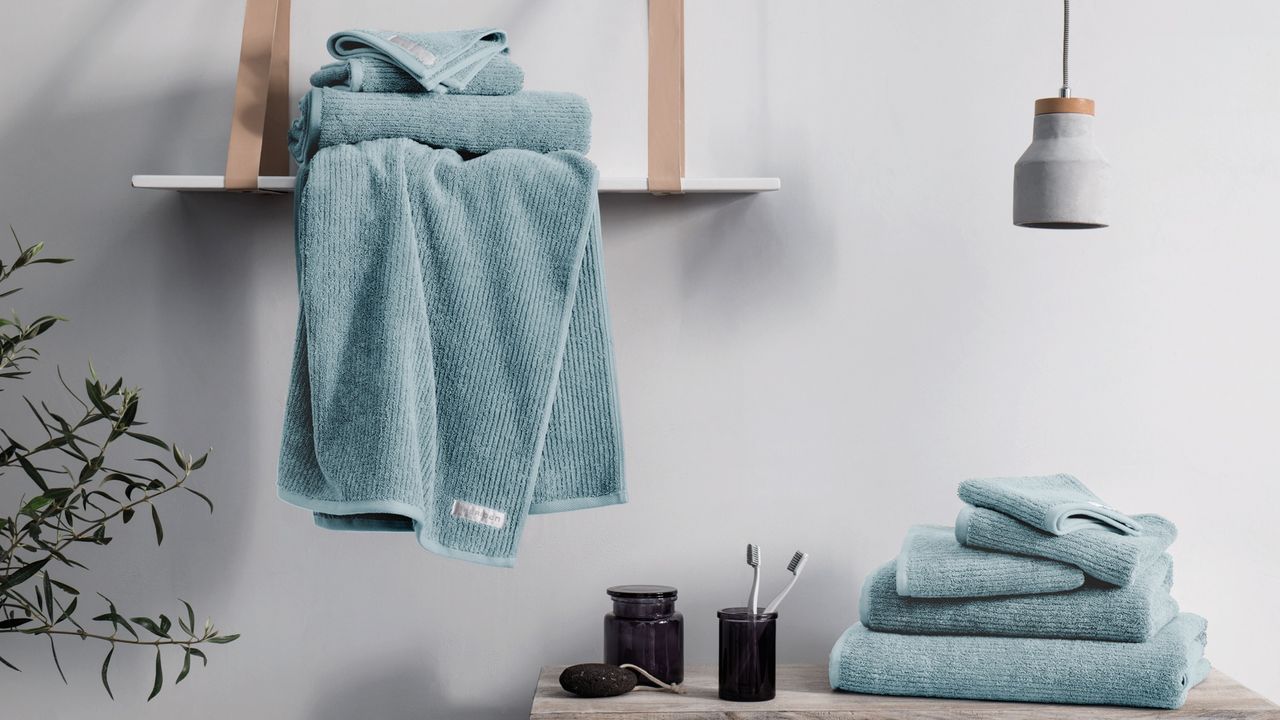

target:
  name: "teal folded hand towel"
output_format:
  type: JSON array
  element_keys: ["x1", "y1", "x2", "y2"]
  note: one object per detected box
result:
[
  {"x1": 288, "y1": 88, "x2": 591, "y2": 164},
  {"x1": 830, "y1": 613, "x2": 1210, "y2": 709},
  {"x1": 863, "y1": 554, "x2": 1178, "y2": 642},
  {"x1": 959, "y1": 474, "x2": 1141, "y2": 535},
  {"x1": 310, "y1": 54, "x2": 524, "y2": 95},
  {"x1": 277, "y1": 139, "x2": 625, "y2": 567},
  {"x1": 896, "y1": 524, "x2": 1084, "y2": 598},
  {"x1": 957, "y1": 506, "x2": 1176, "y2": 586},
  {"x1": 325, "y1": 28, "x2": 508, "y2": 93}
]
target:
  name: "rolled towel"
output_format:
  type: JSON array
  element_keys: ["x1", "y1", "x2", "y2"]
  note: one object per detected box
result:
[
  {"x1": 289, "y1": 88, "x2": 592, "y2": 164},
  {"x1": 325, "y1": 29, "x2": 508, "y2": 93},
  {"x1": 959, "y1": 474, "x2": 1141, "y2": 535},
  {"x1": 896, "y1": 524, "x2": 1084, "y2": 598},
  {"x1": 310, "y1": 54, "x2": 524, "y2": 95},
  {"x1": 862, "y1": 554, "x2": 1178, "y2": 642},
  {"x1": 829, "y1": 613, "x2": 1211, "y2": 709},
  {"x1": 957, "y1": 506, "x2": 1176, "y2": 586}
]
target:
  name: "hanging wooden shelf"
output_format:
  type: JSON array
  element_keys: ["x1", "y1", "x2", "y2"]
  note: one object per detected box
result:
[
  {"x1": 130, "y1": 175, "x2": 780, "y2": 194},
  {"x1": 132, "y1": 0, "x2": 779, "y2": 196}
]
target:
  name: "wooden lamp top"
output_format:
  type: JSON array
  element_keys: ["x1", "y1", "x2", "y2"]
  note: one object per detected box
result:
[{"x1": 1035, "y1": 97, "x2": 1095, "y2": 115}]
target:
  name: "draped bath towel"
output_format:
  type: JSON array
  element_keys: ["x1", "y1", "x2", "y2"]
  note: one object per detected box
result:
[
  {"x1": 311, "y1": 54, "x2": 524, "y2": 95},
  {"x1": 959, "y1": 474, "x2": 1141, "y2": 535},
  {"x1": 289, "y1": 88, "x2": 591, "y2": 163},
  {"x1": 863, "y1": 554, "x2": 1178, "y2": 642},
  {"x1": 896, "y1": 524, "x2": 1084, "y2": 598},
  {"x1": 278, "y1": 138, "x2": 625, "y2": 566},
  {"x1": 326, "y1": 28, "x2": 508, "y2": 93},
  {"x1": 829, "y1": 613, "x2": 1210, "y2": 709},
  {"x1": 957, "y1": 506, "x2": 1177, "y2": 586}
]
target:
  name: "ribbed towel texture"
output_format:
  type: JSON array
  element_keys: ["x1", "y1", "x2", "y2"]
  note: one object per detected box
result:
[
  {"x1": 830, "y1": 474, "x2": 1208, "y2": 708},
  {"x1": 289, "y1": 88, "x2": 592, "y2": 164},
  {"x1": 326, "y1": 28, "x2": 508, "y2": 93},
  {"x1": 311, "y1": 54, "x2": 524, "y2": 95},
  {"x1": 896, "y1": 524, "x2": 1084, "y2": 598},
  {"x1": 959, "y1": 474, "x2": 1142, "y2": 535},
  {"x1": 278, "y1": 140, "x2": 624, "y2": 567},
  {"x1": 830, "y1": 613, "x2": 1211, "y2": 709},
  {"x1": 863, "y1": 554, "x2": 1179, "y2": 641},
  {"x1": 957, "y1": 506, "x2": 1177, "y2": 586}
]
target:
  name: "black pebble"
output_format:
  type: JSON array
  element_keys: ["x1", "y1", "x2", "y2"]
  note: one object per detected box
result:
[{"x1": 558, "y1": 663, "x2": 638, "y2": 698}]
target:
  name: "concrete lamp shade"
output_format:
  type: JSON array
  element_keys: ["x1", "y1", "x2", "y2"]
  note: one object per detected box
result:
[{"x1": 1013, "y1": 97, "x2": 1111, "y2": 229}]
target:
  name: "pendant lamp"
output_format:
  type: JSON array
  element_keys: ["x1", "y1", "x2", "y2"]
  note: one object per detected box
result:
[{"x1": 1013, "y1": 0, "x2": 1110, "y2": 229}]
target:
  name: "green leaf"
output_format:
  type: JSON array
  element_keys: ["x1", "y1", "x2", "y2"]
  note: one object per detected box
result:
[
  {"x1": 176, "y1": 648, "x2": 193, "y2": 685},
  {"x1": 172, "y1": 446, "x2": 190, "y2": 473},
  {"x1": 16, "y1": 455, "x2": 48, "y2": 491},
  {"x1": 207, "y1": 633, "x2": 240, "y2": 644},
  {"x1": 0, "y1": 655, "x2": 19, "y2": 672},
  {"x1": 100, "y1": 646, "x2": 114, "y2": 699},
  {"x1": 125, "y1": 431, "x2": 168, "y2": 450},
  {"x1": 0, "y1": 557, "x2": 49, "y2": 593},
  {"x1": 147, "y1": 648, "x2": 163, "y2": 701},
  {"x1": 130, "y1": 616, "x2": 169, "y2": 639},
  {"x1": 49, "y1": 579, "x2": 79, "y2": 596},
  {"x1": 0, "y1": 617, "x2": 32, "y2": 629},
  {"x1": 188, "y1": 647, "x2": 207, "y2": 666},
  {"x1": 181, "y1": 599, "x2": 195, "y2": 636},
  {"x1": 48, "y1": 635, "x2": 67, "y2": 684},
  {"x1": 55, "y1": 597, "x2": 78, "y2": 625},
  {"x1": 184, "y1": 486, "x2": 214, "y2": 513},
  {"x1": 122, "y1": 507, "x2": 135, "y2": 524},
  {"x1": 150, "y1": 505, "x2": 164, "y2": 545}
]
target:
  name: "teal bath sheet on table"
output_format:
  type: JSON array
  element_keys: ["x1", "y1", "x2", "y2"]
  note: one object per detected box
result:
[
  {"x1": 289, "y1": 88, "x2": 591, "y2": 162},
  {"x1": 830, "y1": 613, "x2": 1211, "y2": 709},
  {"x1": 277, "y1": 138, "x2": 625, "y2": 567},
  {"x1": 862, "y1": 554, "x2": 1178, "y2": 642},
  {"x1": 325, "y1": 28, "x2": 509, "y2": 93},
  {"x1": 957, "y1": 506, "x2": 1177, "y2": 586},
  {"x1": 895, "y1": 524, "x2": 1084, "y2": 598},
  {"x1": 959, "y1": 474, "x2": 1141, "y2": 535}
]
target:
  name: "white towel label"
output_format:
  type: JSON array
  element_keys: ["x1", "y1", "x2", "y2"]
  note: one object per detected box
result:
[
  {"x1": 385, "y1": 34, "x2": 438, "y2": 66},
  {"x1": 451, "y1": 499, "x2": 506, "y2": 529}
]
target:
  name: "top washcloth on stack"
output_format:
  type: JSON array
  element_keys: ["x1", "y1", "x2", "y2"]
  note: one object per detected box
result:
[{"x1": 829, "y1": 474, "x2": 1209, "y2": 709}]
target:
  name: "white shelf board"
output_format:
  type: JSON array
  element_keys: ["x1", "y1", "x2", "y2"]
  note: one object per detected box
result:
[{"x1": 131, "y1": 175, "x2": 780, "y2": 194}]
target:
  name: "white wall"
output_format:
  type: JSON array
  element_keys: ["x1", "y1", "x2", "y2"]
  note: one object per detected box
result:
[{"x1": 2, "y1": 1, "x2": 1278, "y2": 717}]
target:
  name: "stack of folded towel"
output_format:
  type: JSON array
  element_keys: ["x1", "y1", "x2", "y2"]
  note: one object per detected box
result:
[
  {"x1": 278, "y1": 29, "x2": 624, "y2": 568},
  {"x1": 829, "y1": 474, "x2": 1210, "y2": 708}
]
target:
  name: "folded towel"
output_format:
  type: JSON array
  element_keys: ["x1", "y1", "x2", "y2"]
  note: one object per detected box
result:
[
  {"x1": 962, "y1": 474, "x2": 1141, "y2": 535},
  {"x1": 958, "y1": 474, "x2": 1141, "y2": 535},
  {"x1": 325, "y1": 28, "x2": 508, "y2": 93},
  {"x1": 896, "y1": 524, "x2": 1084, "y2": 598},
  {"x1": 310, "y1": 54, "x2": 524, "y2": 95},
  {"x1": 830, "y1": 613, "x2": 1210, "y2": 709},
  {"x1": 863, "y1": 554, "x2": 1178, "y2": 641},
  {"x1": 289, "y1": 88, "x2": 592, "y2": 164},
  {"x1": 278, "y1": 138, "x2": 625, "y2": 566},
  {"x1": 957, "y1": 506, "x2": 1176, "y2": 586}
]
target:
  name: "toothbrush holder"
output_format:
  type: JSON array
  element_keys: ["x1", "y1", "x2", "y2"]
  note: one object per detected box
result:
[{"x1": 716, "y1": 607, "x2": 777, "y2": 702}]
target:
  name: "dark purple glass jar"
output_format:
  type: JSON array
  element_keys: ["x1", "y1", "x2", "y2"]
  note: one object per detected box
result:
[{"x1": 603, "y1": 585, "x2": 683, "y2": 686}]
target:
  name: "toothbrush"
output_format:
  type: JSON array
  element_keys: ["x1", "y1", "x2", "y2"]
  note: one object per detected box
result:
[
  {"x1": 763, "y1": 551, "x2": 809, "y2": 614},
  {"x1": 746, "y1": 544, "x2": 761, "y2": 614}
]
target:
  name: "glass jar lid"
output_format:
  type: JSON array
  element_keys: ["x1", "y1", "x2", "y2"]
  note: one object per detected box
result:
[{"x1": 607, "y1": 584, "x2": 677, "y2": 599}]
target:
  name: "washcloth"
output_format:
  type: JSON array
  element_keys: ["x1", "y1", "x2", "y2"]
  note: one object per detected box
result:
[
  {"x1": 862, "y1": 554, "x2": 1178, "y2": 641},
  {"x1": 278, "y1": 138, "x2": 625, "y2": 567},
  {"x1": 310, "y1": 54, "x2": 524, "y2": 95},
  {"x1": 326, "y1": 29, "x2": 508, "y2": 93},
  {"x1": 829, "y1": 613, "x2": 1210, "y2": 709},
  {"x1": 896, "y1": 524, "x2": 1084, "y2": 598},
  {"x1": 957, "y1": 506, "x2": 1176, "y2": 586},
  {"x1": 959, "y1": 474, "x2": 1141, "y2": 535},
  {"x1": 289, "y1": 88, "x2": 591, "y2": 164}
]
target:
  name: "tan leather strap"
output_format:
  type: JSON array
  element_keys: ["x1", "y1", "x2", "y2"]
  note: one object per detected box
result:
[
  {"x1": 225, "y1": 0, "x2": 290, "y2": 190},
  {"x1": 647, "y1": 0, "x2": 684, "y2": 194}
]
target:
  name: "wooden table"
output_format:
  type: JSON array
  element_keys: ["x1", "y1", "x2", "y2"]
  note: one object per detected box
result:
[{"x1": 530, "y1": 665, "x2": 1280, "y2": 719}]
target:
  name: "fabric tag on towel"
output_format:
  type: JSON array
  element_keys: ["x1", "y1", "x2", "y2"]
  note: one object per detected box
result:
[
  {"x1": 384, "y1": 34, "x2": 437, "y2": 66},
  {"x1": 451, "y1": 499, "x2": 506, "y2": 529}
]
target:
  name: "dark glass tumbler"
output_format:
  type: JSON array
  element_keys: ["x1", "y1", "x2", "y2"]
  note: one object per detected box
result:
[
  {"x1": 603, "y1": 585, "x2": 683, "y2": 686},
  {"x1": 717, "y1": 607, "x2": 777, "y2": 702}
]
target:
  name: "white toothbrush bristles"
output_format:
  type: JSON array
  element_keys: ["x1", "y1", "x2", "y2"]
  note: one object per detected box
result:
[
  {"x1": 763, "y1": 550, "x2": 808, "y2": 615},
  {"x1": 746, "y1": 543, "x2": 761, "y2": 614}
]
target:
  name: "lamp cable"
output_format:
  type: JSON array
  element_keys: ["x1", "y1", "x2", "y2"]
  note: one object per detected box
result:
[{"x1": 1060, "y1": 0, "x2": 1071, "y2": 97}]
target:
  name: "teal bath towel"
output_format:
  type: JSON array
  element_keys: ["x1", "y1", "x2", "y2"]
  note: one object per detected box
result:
[
  {"x1": 957, "y1": 506, "x2": 1177, "y2": 586},
  {"x1": 278, "y1": 139, "x2": 625, "y2": 566},
  {"x1": 326, "y1": 28, "x2": 508, "y2": 93},
  {"x1": 829, "y1": 613, "x2": 1210, "y2": 709},
  {"x1": 862, "y1": 554, "x2": 1178, "y2": 642},
  {"x1": 896, "y1": 524, "x2": 1084, "y2": 598},
  {"x1": 310, "y1": 54, "x2": 524, "y2": 95},
  {"x1": 959, "y1": 474, "x2": 1141, "y2": 535},
  {"x1": 289, "y1": 88, "x2": 591, "y2": 163}
]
